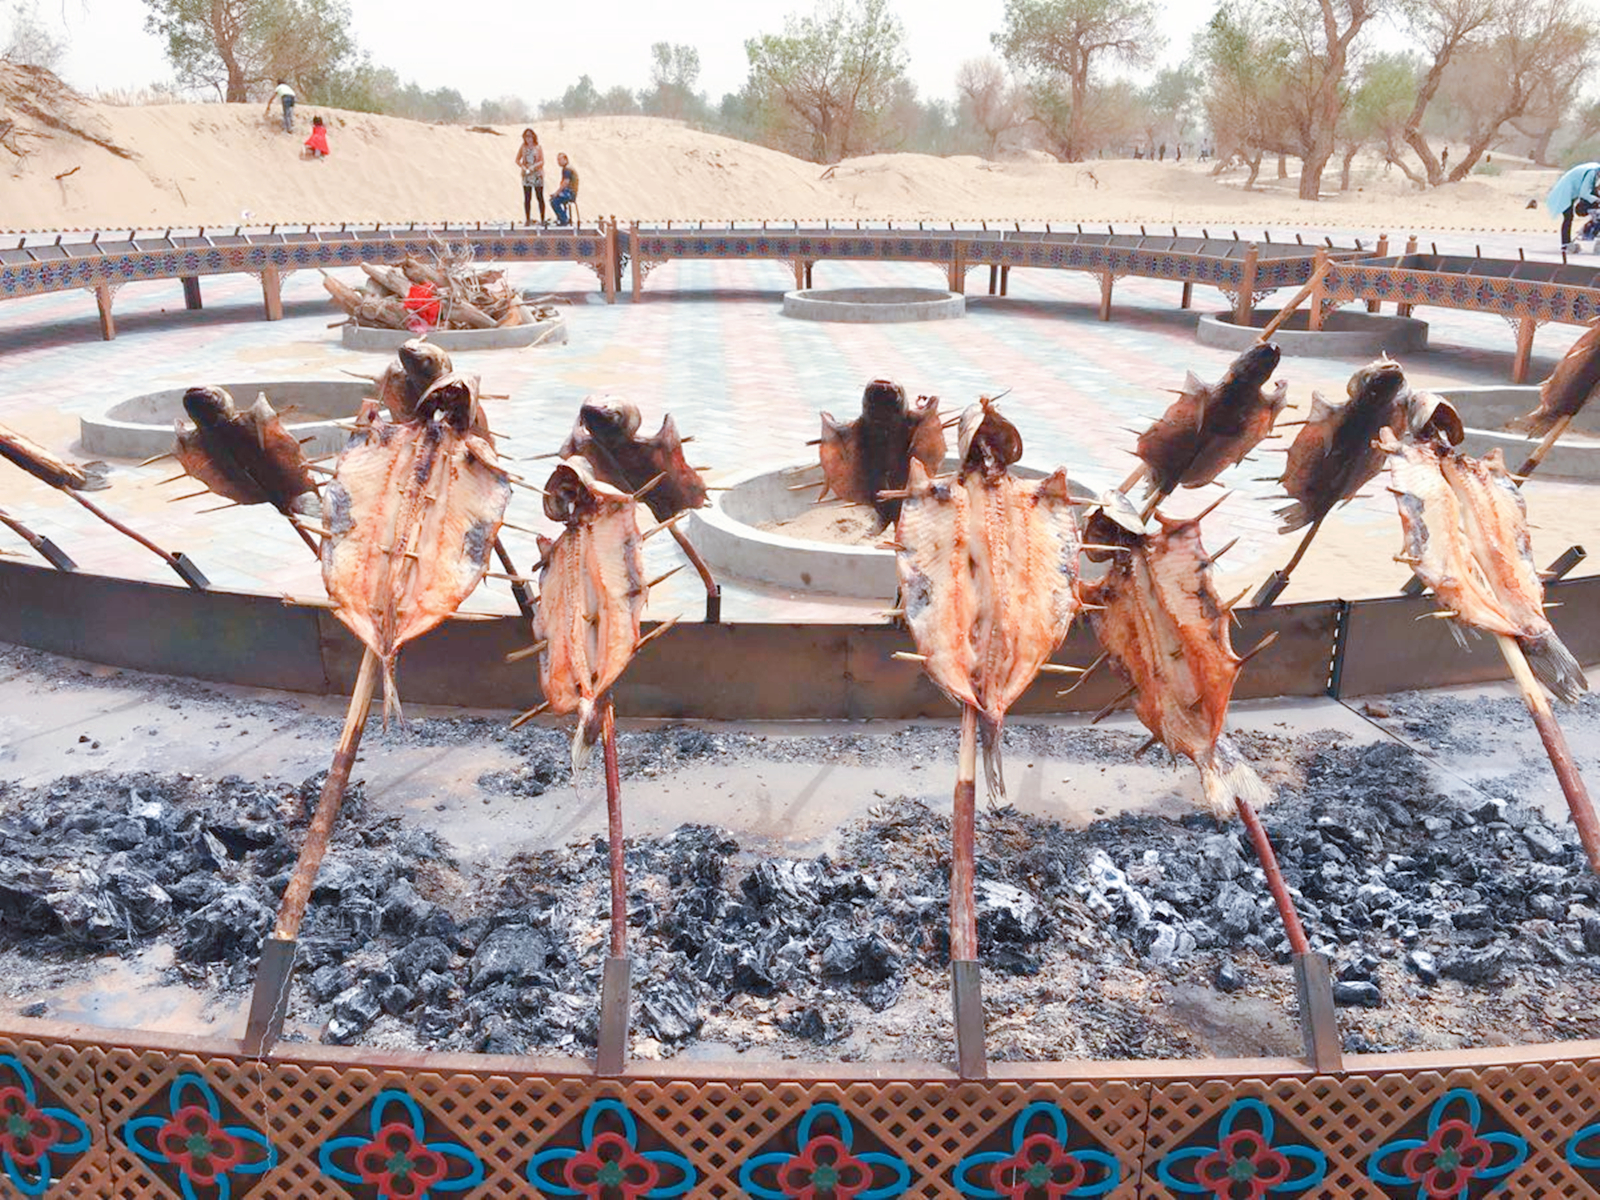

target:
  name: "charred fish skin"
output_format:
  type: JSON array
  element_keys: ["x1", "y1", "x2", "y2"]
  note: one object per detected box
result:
[
  {"x1": 1138, "y1": 342, "x2": 1287, "y2": 493},
  {"x1": 818, "y1": 380, "x2": 946, "y2": 526},
  {"x1": 1515, "y1": 320, "x2": 1600, "y2": 436},
  {"x1": 175, "y1": 386, "x2": 316, "y2": 514},
  {"x1": 1277, "y1": 356, "x2": 1409, "y2": 533},
  {"x1": 557, "y1": 395, "x2": 708, "y2": 522}
]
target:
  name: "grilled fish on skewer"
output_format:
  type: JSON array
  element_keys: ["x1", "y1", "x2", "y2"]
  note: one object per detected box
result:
[
  {"x1": 532, "y1": 458, "x2": 649, "y2": 767},
  {"x1": 558, "y1": 395, "x2": 708, "y2": 521},
  {"x1": 1136, "y1": 342, "x2": 1287, "y2": 493},
  {"x1": 821, "y1": 379, "x2": 946, "y2": 527},
  {"x1": 1381, "y1": 429, "x2": 1587, "y2": 702},
  {"x1": 175, "y1": 387, "x2": 316, "y2": 513},
  {"x1": 0, "y1": 422, "x2": 106, "y2": 491},
  {"x1": 375, "y1": 339, "x2": 454, "y2": 425},
  {"x1": 1513, "y1": 320, "x2": 1600, "y2": 436},
  {"x1": 1080, "y1": 508, "x2": 1267, "y2": 815},
  {"x1": 894, "y1": 399, "x2": 1081, "y2": 796},
  {"x1": 322, "y1": 374, "x2": 510, "y2": 722}
]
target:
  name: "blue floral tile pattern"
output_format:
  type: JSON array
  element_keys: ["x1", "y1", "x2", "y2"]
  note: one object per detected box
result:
[
  {"x1": 0, "y1": 1053, "x2": 92, "y2": 1197},
  {"x1": 953, "y1": 1101, "x2": 1120, "y2": 1199},
  {"x1": 1155, "y1": 1098, "x2": 1324, "y2": 1199},
  {"x1": 120, "y1": 1073, "x2": 276, "y2": 1200},
  {"x1": 1565, "y1": 1119, "x2": 1600, "y2": 1180},
  {"x1": 526, "y1": 1098, "x2": 695, "y2": 1198},
  {"x1": 739, "y1": 1102, "x2": 909, "y2": 1199},
  {"x1": 1366, "y1": 1089, "x2": 1527, "y2": 1200},
  {"x1": 317, "y1": 1089, "x2": 484, "y2": 1199}
]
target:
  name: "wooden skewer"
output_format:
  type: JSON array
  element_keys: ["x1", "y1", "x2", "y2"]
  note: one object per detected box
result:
[
  {"x1": 1515, "y1": 413, "x2": 1576, "y2": 480},
  {"x1": 1253, "y1": 516, "x2": 1325, "y2": 607},
  {"x1": 950, "y1": 704, "x2": 979, "y2": 964},
  {"x1": 1235, "y1": 794, "x2": 1311, "y2": 955},
  {"x1": 59, "y1": 488, "x2": 200, "y2": 588},
  {"x1": 1497, "y1": 634, "x2": 1600, "y2": 873},
  {"x1": 272, "y1": 648, "x2": 381, "y2": 940},
  {"x1": 600, "y1": 698, "x2": 628, "y2": 958},
  {"x1": 1256, "y1": 260, "x2": 1329, "y2": 343}
]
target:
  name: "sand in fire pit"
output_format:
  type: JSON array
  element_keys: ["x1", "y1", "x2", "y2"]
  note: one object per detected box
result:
[{"x1": 757, "y1": 502, "x2": 886, "y2": 545}]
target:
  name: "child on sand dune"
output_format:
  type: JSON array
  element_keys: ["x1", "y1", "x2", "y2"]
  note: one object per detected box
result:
[{"x1": 304, "y1": 116, "x2": 329, "y2": 159}]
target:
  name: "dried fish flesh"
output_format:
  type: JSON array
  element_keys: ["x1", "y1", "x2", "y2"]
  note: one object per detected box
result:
[
  {"x1": 0, "y1": 422, "x2": 104, "y2": 491},
  {"x1": 1514, "y1": 320, "x2": 1600, "y2": 436},
  {"x1": 175, "y1": 387, "x2": 316, "y2": 513},
  {"x1": 1137, "y1": 342, "x2": 1287, "y2": 493},
  {"x1": 820, "y1": 380, "x2": 946, "y2": 526},
  {"x1": 558, "y1": 394, "x2": 708, "y2": 521}
]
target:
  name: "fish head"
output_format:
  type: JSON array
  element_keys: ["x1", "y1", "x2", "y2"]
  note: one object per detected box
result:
[
  {"x1": 1083, "y1": 497, "x2": 1148, "y2": 563},
  {"x1": 861, "y1": 379, "x2": 908, "y2": 422},
  {"x1": 1222, "y1": 341, "x2": 1282, "y2": 393},
  {"x1": 578, "y1": 394, "x2": 642, "y2": 442},
  {"x1": 957, "y1": 398, "x2": 1024, "y2": 480},
  {"x1": 1347, "y1": 356, "x2": 1407, "y2": 404},
  {"x1": 181, "y1": 385, "x2": 237, "y2": 428},
  {"x1": 398, "y1": 339, "x2": 452, "y2": 397},
  {"x1": 1408, "y1": 392, "x2": 1465, "y2": 446},
  {"x1": 543, "y1": 458, "x2": 606, "y2": 524},
  {"x1": 416, "y1": 373, "x2": 480, "y2": 434}
]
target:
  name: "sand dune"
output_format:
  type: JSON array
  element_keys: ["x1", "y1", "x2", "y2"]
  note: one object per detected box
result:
[{"x1": 0, "y1": 65, "x2": 1570, "y2": 233}]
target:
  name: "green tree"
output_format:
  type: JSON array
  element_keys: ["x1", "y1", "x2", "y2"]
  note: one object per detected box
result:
[
  {"x1": 646, "y1": 41, "x2": 701, "y2": 118},
  {"x1": 1193, "y1": 4, "x2": 1284, "y2": 185},
  {"x1": 743, "y1": 0, "x2": 910, "y2": 162},
  {"x1": 993, "y1": 0, "x2": 1162, "y2": 161},
  {"x1": 1345, "y1": 51, "x2": 1421, "y2": 184},
  {"x1": 141, "y1": 0, "x2": 357, "y2": 103}
]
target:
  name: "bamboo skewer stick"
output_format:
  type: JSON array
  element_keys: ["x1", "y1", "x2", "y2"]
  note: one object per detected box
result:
[
  {"x1": 600, "y1": 697, "x2": 628, "y2": 958},
  {"x1": 272, "y1": 648, "x2": 382, "y2": 940},
  {"x1": 1496, "y1": 634, "x2": 1600, "y2": 873},
  {"x1": 950, "y1": 704, "x2": 979, "y2": 963},
  {"x1": 1256, "y1": 260, "x2": 1329, "y2": 343},
  {"x1": 1235, "y1": 795, "x2": 1311, "y2": 956},
  {"x1": 1253, "y1": 517, "x2": 1325, "y2": 607},
  {"x1": 59, "y1": 487, "x2": 203, "y2": 589},
  {"x1": 1515, "y1": 413, "x2": 1576, "y2": 480}
]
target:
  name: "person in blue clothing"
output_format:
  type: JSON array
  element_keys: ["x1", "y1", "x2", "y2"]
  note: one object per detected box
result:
[
  {"x1": 1547, "y1": 161, "x2": 1600, "y2": 250},
  {"x1": 550, "y1": 153, "x2": 579, "y2": 226}
]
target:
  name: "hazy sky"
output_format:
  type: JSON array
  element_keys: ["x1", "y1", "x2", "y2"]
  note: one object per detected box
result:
[{"x1": 38, "y1": 0, "x2": 1217, "y2": 107}]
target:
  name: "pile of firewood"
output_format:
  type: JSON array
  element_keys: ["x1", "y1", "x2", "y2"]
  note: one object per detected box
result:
[{"x1": 322, "y1": 251, "x2": 557, "y2": 333}]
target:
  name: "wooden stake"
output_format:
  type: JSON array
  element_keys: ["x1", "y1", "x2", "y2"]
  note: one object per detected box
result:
[
  {"x1": 60, "y1": 488, "x2": 201, "y2": 588},
  {"x1": 1515, "y1": 413, "x2": 1576, "y2": 481},
  {"x1": 1235, "y1": 795, "x2": 1311, "y2": 955},
  {"x1": 273, "y1": 648, "x2": 381, "y2": 940},
  {"x1": 601, "y1": 698, "x2": 628, "y2": 958},
  {"x1": 1253, "y1": 517, "x2": 1324, "y2": 607},
  {"x1": 1497, "y1": 634, "x2": 1600, "y2": 873},
  {"x1": 951, "y1": 705, "x2": 979, "y2": 963},
  {"x1": 1257, "y1": 254, "x2": 1328, "y2": 342}
]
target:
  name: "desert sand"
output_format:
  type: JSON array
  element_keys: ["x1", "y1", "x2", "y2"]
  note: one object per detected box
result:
[{"x1": 0, "y1": 64, "x2": 1573, "y2": 233}]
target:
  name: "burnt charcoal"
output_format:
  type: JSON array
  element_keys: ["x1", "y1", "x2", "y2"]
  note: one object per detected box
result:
[
  {"x1": 675, "y1": 728, "x2": 716, "y2": 757},
  {"x1": 468, "y1": 925, "x2": 551, "y2": 991},
  {"x1": 780, "y1": 1003, "x2": 852, "y2": 1044},
  {"x1": 177, "y1": 886, "x2": 272, "y2": 962},
  {"x1": 1338, "y1": 954, "x2": 1379, "y2": 983},
  {"x1": 307, "y1": 963, "x2": 352, "y2": 1003},
  {"x1": 1522, "y1": 824, "x2": 1568, "y2": 862},
  {"x1": 379, "y1": 983, "x2": 416, "y2": 1016},
  {"x1": 975, "y1": 880, "x2": 1042, "y2": 944},
  {"x1": 640, "y1": 979, "x2": 703, "y2": 1042},
  {"x1": 391, "y1": 936, "x2": 452, "y2": 984},
  {"x1": 325, "y1": 984, "x2": 382, "y2": 1044},
  {"x1": 49, "y1": 888, "x2": 124, "y2": 943},
  {"x1": 1198, "y1": 833, "x2": 1247, "y2": 881},
  {"x1": 1451, "y1": 905, "x2": 1492, "y2": 930},
  {"x1": 1214, "y1": 882, "x2": 1259, "y2": 940},
  {"x1": 1214, "y1": 961, "x2": 1245, "y2": 992},
  {"x1": 478, "y1": 1017, "x2": 525, "y2": 1056},
  {"x1": 0, "y1": 863, "x2": 62, "y2": 934},
  {"x1": 1441, "y1": 945, "x2": 1507, "y2": 984},
  {"x1": 414, "y1": 1007, "x2": 456, "y2": 1043},
  {"x1": 741, "y1": 860, "x2": 822, "y2": 908},
  {"x1": 1332, "y1": 980, "x2": 1382, "y2": 1008},
  {"x1": 165, "y1": 874, "x2": 224, "y2": 911},
  {"x1": 1529, "y1": 893, "x2": 1564, "y2": 921},
  {"x1": 990, "y1": 946, "x2": 1041, "y2": 975},
  {"x1": 379, "y1": 879, "x2": 443, "y2": 936},
  {"x1": 860, "y1": 978, "x2": 901, "y2": 1011},
  {"x1": 818, "y1": 929, "x2": 862, "y2": 977},
  {"x1": 103, "y1": 860, "x2": 173, "y2": 934},
  {"x1": 1140, "y1": 923, "x2": 1180, "y2": 964},
  {"x1": 19, "y1": 1002, "x2": 47, "y2": 1018},
  {"x1": 1582, "y1": 916, "x2": 1600, "y2": 955},
  {"x1": 415, "y1": 970, "x2": 455, "y2": 1007}
]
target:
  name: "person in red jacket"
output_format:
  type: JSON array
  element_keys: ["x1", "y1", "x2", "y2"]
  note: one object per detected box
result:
[{"x1": 304, "y1": 116, "x2": 329, "y2": 159}]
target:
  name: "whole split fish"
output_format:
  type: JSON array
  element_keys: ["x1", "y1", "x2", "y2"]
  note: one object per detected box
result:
[
  {"x1": 532, "y1": 458, "x2": 649, "y2": 766},
  {"x1": 557, "y1": 394, "x2": 708, "y2": 521},
  {"x1": 1080, "y1": 508, "x2": 1267, "y2": 815},
  {"x1": 175, "y1": 387, "x2": 316, "y2": 513},
  {"x1": 820, "y1": 379, "x2": 946, "y2": 527},
  {"x1": 375, "y1": 339, "x2": 454, "y2": 424},
  {"x1": 894, "y1": 399, "x2": 1081, "y2": 796},
  {"x1": 0, "y1": 422, "x2": 105, "y2": 491},
  {"x1": 322, "y1": 372, "x2": 510, "y2": 720},
  {"x1": 1136, "y1": 342, "x2": 1287, "y2": 493},
  {"x1": 1273, "y1": 357, "x2": 1463, "y2": 533},
  {"x1": 1513, "y1": 320, "x2": 1600, "y2": 437},
  {"x1": 1382, "y1": 428, "x2": 1587, "y2": 702}
]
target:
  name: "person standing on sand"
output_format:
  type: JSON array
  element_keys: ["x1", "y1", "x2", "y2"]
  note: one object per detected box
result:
[
  {"x1": 515, "y1": 129, "x2": 545, "y2": 225},
  {"x1": 267, "y1": 80, "x2": 295, "y2": 132},
  {"x1": 1547, "y1": 161, "x2": 1600, "y2": 251},
  {"x1": 551, "y1": 153, "x2": 580, "y2": 226}
]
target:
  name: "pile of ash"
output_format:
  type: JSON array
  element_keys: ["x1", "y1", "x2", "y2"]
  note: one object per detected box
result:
[{"x1": 2, "y1": 732, "x2": 1599, "y2": 1060}]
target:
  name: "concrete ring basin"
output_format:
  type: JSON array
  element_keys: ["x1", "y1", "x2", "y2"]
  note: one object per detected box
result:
[
  {"x1": 688, "y1": 459, "x2": 1083, "y2": 598},
  {"x1": 1437, "y1": 386, "x2": 1600, "y2": 480},
  {"x1": 81, "y1": 380, "x2": 369, "y2": 460},
  {"x1": 783, "y1": 287, "x2": 965, "y2": 323},
  {"x1": 340, "y1": 310, "x2": 567, "y2": 352},
  {"x1": 1197, "y1": 309, "x2": 1428, "y2": 356}
]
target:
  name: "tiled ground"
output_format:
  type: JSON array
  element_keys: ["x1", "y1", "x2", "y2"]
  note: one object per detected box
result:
[{"x1": 0, "y1": 224, "x2": 1592, "y2": 621}]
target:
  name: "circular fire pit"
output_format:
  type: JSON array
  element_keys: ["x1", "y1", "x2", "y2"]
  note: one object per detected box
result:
[
  {"x1": 1197, "y1": 309, "x2": 1428, "y2": 356},
  {"x1": 81, "y1": 380, "x2": 370, "y2": 460},
  {"x1": 783, "y1": 287, "x2": 965, "y2": 323},
  {"x1": 340, "y1": 311, "x2": 567, "y2": 352},
  {"x1": 689, "y1": 460, "x2": 1082, "y2": 596},
  {"x1": 1438, "y1": 385, "x2": 1600, "y2": 480}
]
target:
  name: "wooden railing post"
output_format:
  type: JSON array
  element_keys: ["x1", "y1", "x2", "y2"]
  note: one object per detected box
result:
[
  {"x1": 1514, "y1": 316, "x2": 1537, "y2": 384},
  {"x1": 93, "y1": 285, "x2": 115, "y2": 340},
  {"x1": 1367, "y1": 234, "x2": 1388, "y2": 312},
  {"x1": 1307, "y1": 248, "x2": 1329, "y2": 332},
  {"x1": 260, "y1": 267, "x2": 283, "y2": 321},
  {"x1": 1235, "y1": 243, "x2": 1259, "y2": 328},
  {"x1": 630, "y1": 222, "x2": 643, "y2": 302}
]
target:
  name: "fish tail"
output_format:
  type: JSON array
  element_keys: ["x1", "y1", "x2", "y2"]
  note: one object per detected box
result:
[
  {"x1": 1274, "y1": 501, "x2": 1310, "y2": 534},
  {"x1": 379, "y1": 657, "x2": 403, "y2": 730},
  {"x1": 1506, "y1": 410, "x2": 1556, "y2": 437},
  {"x1": 978, "y1": 712, "x2": 1006, "y2": 803},
  {"x1": 1198, "y1": 735, "x2": 1269, "y2": 818},
  {"x1": 571, "y1": 696, "x2": 605, "y2": 772},
  {"x1": 1520, "y1": 631, "x2": 1590, "y2": 704}
]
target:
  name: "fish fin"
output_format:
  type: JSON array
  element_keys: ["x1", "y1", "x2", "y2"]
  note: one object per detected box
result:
[
  {"x1": 1182, "y1": 370, "x2": 1207, "y2": 395},
  {"x1": 1519, "y1": 630, "x2": 1590, "y2": 704},
  {"x1": 1506, "y1": 410, "x2": 1556, "y2": 436},
  {"x1": 1198, "y1": 735, "x2": 1269, "y2": 818},
  {"x1": 571, "y1": 697, "x2": 605, "y2": 772},
  {"x1": 978, "y1": 712, "x2": 1006, "y2": 803}
]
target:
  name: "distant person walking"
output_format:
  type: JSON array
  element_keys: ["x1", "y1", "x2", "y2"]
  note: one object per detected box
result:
[
  {"x1": 1548, "y1": 161, "x2": 1600, "y2": 251},
  {"x1": 551, "y1": 152, "x2": 579, "y2": 226},
  {"x1": 268, "y1": 80, "x2": 295, "y2": 133},
  {"x1": 515, "y1": 129, "x2": 545, "y2": 225}
]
